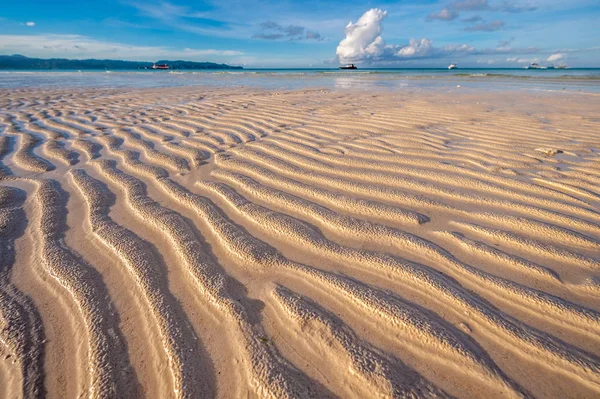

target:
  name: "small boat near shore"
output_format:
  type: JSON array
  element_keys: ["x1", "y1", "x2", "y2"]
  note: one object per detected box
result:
[
  {"x1": 339, "y1": 64, "x2": 357, "y2": 70},
  {"x1": 152, "y1": 63, "x2": 169, "y2": 70}
]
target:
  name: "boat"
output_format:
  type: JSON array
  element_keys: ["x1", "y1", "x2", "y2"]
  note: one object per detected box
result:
[
  {"x1": 526, "y1": 62, "x2": 540, "y2": 69},
  {"x1": 448, "y1": 63, "x2": 457, "y2": 70},
  {"x1": 152, "y1": 63, "x2": 169, "y2": 70},
  {"x1": 555, "y1": 63, "x2": 568, "y2": 69},
  {"x1": 338, "y1": 64, "x2": 357, "y2": 70}
]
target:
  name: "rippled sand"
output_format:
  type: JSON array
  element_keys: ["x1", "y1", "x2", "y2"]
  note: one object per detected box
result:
[{"x1": 0, "y1": 86, "x2": 599, "y2": 398}]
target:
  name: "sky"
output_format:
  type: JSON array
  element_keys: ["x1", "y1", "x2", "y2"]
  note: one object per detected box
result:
[{"x1": 1, "y1": 0, "x2": 599, "y2": 67}]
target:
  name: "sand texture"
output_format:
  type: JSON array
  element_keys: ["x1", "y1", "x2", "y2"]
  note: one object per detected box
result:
[{"x1": 0, "y1": 86, "x2": 599, "y2": 398}]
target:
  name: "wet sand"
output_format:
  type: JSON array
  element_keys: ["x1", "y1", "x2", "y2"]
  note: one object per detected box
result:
[{"x1": 0, "y1": 86, "x2": 599, "y2": 398}]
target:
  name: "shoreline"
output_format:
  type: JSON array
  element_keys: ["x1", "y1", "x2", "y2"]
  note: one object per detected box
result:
[{"x1": 1, "y1": 70, "x2": 600, "y2": 93}]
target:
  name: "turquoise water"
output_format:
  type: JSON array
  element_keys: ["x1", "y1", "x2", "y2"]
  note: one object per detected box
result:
[{"x1": 1, "y1": 68, "x2": 599, "y2": 92}]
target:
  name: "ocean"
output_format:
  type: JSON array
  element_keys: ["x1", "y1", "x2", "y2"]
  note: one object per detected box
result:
[{"x1": 1, "y1": 68, "x2": 600, "y2": 92}]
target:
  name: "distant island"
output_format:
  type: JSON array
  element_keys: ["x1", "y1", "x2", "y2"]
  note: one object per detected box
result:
[{"x1": 0, "y1": 55, "x2": 243, "y2": 70}]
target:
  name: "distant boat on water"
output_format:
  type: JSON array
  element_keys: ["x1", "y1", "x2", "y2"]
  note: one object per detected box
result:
[
  {"x1": 339, "y1": 64, "x2": 357, "y2": 70},
  {"x1": 152, "y1": 63, "x2": 169, "y2": 70},
  {"x1": 526, "y1": 62, "x2": 547, "y2": 70},
  {"x1": 448, "y1": 63, "x2": 457, "y2": 70}
]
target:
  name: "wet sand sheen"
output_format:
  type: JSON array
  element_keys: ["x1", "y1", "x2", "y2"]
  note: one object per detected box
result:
[{"x1": 0, "y1": 86, "x2": 599, "y2": 398}]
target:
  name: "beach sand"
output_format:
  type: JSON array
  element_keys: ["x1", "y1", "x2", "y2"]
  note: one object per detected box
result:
[{"x1": 0, "y1": 86, "x2": 599, "y2": 398}]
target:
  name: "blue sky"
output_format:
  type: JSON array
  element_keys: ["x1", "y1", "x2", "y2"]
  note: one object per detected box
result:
[{"x1": 1, "y1": 0, "x2": 599, "y2": 67}]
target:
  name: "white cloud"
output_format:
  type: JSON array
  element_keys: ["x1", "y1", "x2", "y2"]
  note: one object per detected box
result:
[
  {"x1": 25, "y1": 21, "x2": 35, "y2": 27},
  {"x1": 444, "y1": 43, "x2": 476, "y2": 52},
  {"x1": 336, "y1": 9, "x2": 474, "y2": 64},
  {"x1": 506, "y1": 57, "x2": 538, "y2": 63},
  {"x1": 0, "y1": 34, "x2": 243, "y2": 60},
  {"x1": 519, "y1": 58, "x2": 538, "y2": 63},
  {"x1": 336, "y1": 9, "x2": 388, "y2": 62},
  {"x1": 398, "y1": 38, "x2": 433, "y2": 56},
  {"x1": 547, "y1": 53, "x2": 564, "y2": 62}
]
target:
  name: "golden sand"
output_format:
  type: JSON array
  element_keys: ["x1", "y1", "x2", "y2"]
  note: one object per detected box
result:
[{"x1": 0, "y1": 86, "x2": 599, "y2": 398}]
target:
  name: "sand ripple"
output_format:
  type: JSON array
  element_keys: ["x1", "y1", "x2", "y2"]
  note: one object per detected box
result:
[{"x1": 0, "y1": 86, "x2": 599, "y2": 398}]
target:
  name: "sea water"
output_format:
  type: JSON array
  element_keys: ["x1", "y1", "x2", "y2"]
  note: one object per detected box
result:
[{"x1": 1, "y1": 68, "x2": 599, "y2": 92}]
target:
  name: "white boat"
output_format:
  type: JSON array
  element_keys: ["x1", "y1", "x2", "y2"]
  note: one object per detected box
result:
[
  {"x1": 526, "y1": 62, "x2": 540, "y2": 69},
  {"x1": 448, "y1": 63, "x2": 457, "y2": 70}
]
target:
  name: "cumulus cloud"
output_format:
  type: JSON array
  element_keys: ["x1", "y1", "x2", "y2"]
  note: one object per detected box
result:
[
  {"x1": 547, "y1": 53, "x2": 565, "y2": 62},
  {"x1": 465, "y1": 20, "x2": 505, "y2": 31},
  {"x1": 427, "y1": 8, "x2": 459, "y2": 21},
  {"x1": 336, "y1": 9, "x2": 387, "y2": 61},
  {"x1": 336, "y1": 9, "x2": 474, "y2": 64},
  {"x1": 20, "y1": 21, "x2": 36, "y2": 27},
  {"x1": 253, "y1": 21, "x2": 323, "y2": 41},
  {"x1": 0, "y1": 34, "x2": 243, "y2": 60},
  {"x1": 398, "y1": 39, "x2": 434, "y2": 56}
]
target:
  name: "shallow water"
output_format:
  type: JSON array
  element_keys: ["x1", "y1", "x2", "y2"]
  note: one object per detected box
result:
[{"x1": 1, "y1": 68, "x2": 600, "y2": 92}]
